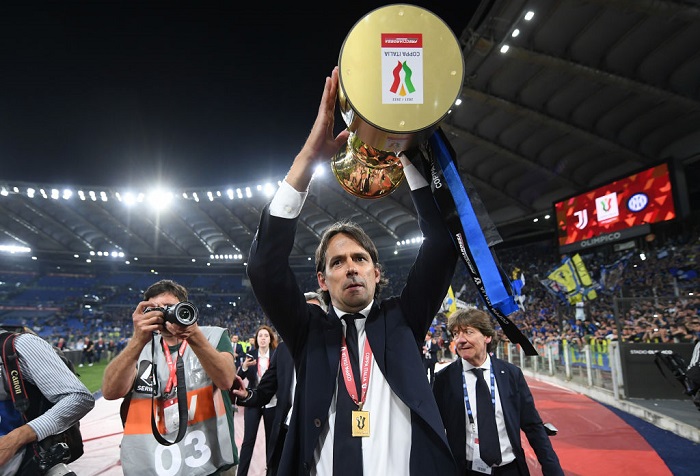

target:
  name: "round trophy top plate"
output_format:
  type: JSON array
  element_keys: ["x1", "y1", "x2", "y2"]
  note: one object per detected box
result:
[{"x1": 338, "y1": 4, "x2": 464, "y2": 134}]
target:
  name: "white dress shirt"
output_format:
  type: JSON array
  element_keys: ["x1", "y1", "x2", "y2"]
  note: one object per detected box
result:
[
  {"x1": 268, "y1": 155, "x2": 429, "y2": 475},
  {"x1": 461, "y1": 355, "x2": 515, "y2": 466}
]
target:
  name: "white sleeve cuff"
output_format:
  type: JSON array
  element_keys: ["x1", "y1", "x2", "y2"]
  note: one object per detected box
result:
[
  {"x1": 269, "y1": 180, "x2": 307, "y2": 218},
  {"x1": 399, "y1": 154, "x2": 429, "y2": 190}
]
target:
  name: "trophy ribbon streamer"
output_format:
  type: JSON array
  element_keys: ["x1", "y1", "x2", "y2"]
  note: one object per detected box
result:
[{"x1": 423, "y1": 128, "x2": 538, "y2": 356}]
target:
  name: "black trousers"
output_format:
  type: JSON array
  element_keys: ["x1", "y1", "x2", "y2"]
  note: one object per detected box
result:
[
  {"x1": 237, "y1": 405, "x2": 276, "y2": 476},
  {"x1": 466, "y1": 460, "x2": 521, "y2": 476},
  {"x1": 266, "y1": 424, "x2": 288, "y2": 476}
]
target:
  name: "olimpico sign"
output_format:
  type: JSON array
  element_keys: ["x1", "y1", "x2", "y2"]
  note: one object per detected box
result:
[{"x1": 559, "y1": 224, "x2": 650, "y2": 254}]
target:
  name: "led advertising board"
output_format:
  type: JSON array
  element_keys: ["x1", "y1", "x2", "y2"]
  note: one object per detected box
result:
[{"x1": 555, "y1": 163, "x2": 676, "y2": 253}]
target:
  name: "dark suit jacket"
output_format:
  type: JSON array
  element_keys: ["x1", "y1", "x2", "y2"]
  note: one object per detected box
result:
[
  {"x1": 237, "y1": 342, "x2": 295, "y2": 467},
  {"x1": 423, "y1": 339, "x2": 438, "y2": 365},
  {"x1": 237, "y1": 347, "x2": 276, "y2": 389},
  {"x1": 433, "y1": 356, "x2": 563, "y2": 476},
  {"x1": 247, "y1": 187, "x2": 459, "y2": 476},
  {"x1": 232, "y1": 342, "x2": 245, "y2": 369}
]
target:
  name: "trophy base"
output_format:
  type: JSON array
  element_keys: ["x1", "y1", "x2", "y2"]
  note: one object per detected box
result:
[{"x1": 331, "y1": 133, "x2": 405, "y2": 199}]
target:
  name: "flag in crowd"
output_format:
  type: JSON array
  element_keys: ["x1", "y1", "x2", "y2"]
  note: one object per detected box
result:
[
  {"x1": 540, "y1": 254, "x2": 600, "y2": 305},
  {"x1": 599, "y1": 251, "x2": 633, "y2": 293},
  {"x1": 441, "y1": 286, "x2": 458, "y2": 316}
]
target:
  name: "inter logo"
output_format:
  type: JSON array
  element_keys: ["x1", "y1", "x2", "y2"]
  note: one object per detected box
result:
[{"x1": 627, "y1": 193, "x2": 649, "y2": 212}]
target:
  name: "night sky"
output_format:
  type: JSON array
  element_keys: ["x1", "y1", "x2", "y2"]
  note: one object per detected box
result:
[{"x1": 1, "y1": 1, "x2": 474, "y2": 190}]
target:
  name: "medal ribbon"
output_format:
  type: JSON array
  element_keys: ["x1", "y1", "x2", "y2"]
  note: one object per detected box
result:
[{"x1": 340, "y1": 337, "x2": 372, "y2": 409}]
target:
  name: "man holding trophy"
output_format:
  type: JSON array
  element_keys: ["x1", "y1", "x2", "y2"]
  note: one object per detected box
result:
[{"x1": 248, "y1": 5, "x2": 474, "y2": 476}]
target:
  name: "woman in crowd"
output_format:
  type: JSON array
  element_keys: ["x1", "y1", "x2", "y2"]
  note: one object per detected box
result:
[{"x1": 235, "y1": 324, "x2": 278, "y2": 476}]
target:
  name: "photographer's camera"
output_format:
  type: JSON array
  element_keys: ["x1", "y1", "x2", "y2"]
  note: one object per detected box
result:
[
  {"x1": 144, "y1": 301, "x2": 199, "y2": 326},
  {"x1": 35, "y1": 442, "x2": 76, "y2": 476}
]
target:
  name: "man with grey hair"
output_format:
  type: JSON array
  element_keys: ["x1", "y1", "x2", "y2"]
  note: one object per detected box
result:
[{"x1": 433, "y1": 307, "x2": 563, "y2": 475}]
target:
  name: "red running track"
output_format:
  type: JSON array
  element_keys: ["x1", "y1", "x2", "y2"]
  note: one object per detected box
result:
[{"x1": 524, "y1": 379, "x2": 671, "y2": 476}]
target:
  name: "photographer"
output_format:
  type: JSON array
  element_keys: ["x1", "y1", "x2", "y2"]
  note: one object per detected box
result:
[
  {"x1": 102, "y1": 279, "x2": 238, "y2": 475},
  {"x1": 0, "y1": 331, "x2": 94, "y2": 475}
]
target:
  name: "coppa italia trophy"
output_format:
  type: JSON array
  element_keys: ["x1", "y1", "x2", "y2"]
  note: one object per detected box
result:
[
  {"x1": 331, "y1": 4, "x2": 464, "y2": 199},
  {"x1": 331, "y1": 4, "x2": 537, "y2": 355}
]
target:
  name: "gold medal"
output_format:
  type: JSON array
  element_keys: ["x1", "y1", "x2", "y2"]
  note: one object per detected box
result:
[{"x1": 352, "y1": 410, "x2": 370, "y2": 437}]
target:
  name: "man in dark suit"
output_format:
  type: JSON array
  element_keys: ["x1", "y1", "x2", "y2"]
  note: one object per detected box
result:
[
  {"x1": 423, "y1": 330, "x2": 438, "y2": 385},
  {"x1": 433, "y1": 308, "x2": 564, "y2": 476},
  {"x1": 247, "y1": 67, "x2": 459, "y2": 475},
  {"x1": 231, "y1": 334, "x2": 245, "y2": 370}
]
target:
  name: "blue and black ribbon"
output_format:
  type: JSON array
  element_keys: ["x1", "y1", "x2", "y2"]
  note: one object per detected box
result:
[{"x1": 414, "y1": 128, "x2": 537, "y2": 356}]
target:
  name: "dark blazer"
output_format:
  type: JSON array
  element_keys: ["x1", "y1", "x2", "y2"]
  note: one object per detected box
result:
[
  {"x1": 247, "y1": 187, "x2": 459, "y2": 476},
  {"x1": 433, "y1": 356, "x2": 564, "y2": 476},
  {"x1": 237, "y1": 347, "x2": 276, "y2": 389},
  {"x1": 237, "y1": 341, "x2": 295, "y2": 469},
  {"x1": 232, "y1": 341, "x2": 245, "y2": 369},
  {"x1": 423, "y1": 339, "x2": 439, "y2": 364}
]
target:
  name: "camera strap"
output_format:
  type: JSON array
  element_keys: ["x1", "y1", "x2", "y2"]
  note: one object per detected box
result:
[
  {"x1": 150, "y1": 335, "x2": 188, "y2": 446},
  {"x1": 1, "y1": 332, "x2": 31, "y2": 416}
]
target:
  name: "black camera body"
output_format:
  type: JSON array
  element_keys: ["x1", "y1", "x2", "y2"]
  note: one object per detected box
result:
[
  {"x1": 144, "y1": 301, "x2": 199, "y2": 326},
  {"x1": 35, "y1": 442, "x2": 76, "y2": 476}
]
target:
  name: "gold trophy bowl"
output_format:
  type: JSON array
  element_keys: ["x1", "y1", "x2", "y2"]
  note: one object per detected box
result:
[{"x1": 332, "y1": 4, "x2": 464, "y2": 199}]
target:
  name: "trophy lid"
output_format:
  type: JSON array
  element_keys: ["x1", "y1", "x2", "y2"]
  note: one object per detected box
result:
[{"x1": 338, "y1": 4, "x2": 464, "y2": 135}]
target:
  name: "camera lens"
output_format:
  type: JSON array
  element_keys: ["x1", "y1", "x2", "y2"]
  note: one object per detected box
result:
[{"x1": 173, "y1": 302, "x2": 198, "y2": 326}]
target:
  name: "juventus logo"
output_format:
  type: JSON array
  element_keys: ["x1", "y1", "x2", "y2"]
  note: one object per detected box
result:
[{"x1": 574, "y1": 209, "x2": 588, "y2": 230}]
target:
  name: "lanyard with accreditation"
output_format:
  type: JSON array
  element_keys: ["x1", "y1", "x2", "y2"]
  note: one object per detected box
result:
[
  {"x1": 340, "y1": 336, "x2": 372, "y2": 437},
  {"x1": 148, "y1": 336, "x2": 189, "y2": 445}
]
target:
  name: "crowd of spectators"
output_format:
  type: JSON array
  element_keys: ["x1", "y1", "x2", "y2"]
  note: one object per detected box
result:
[{"x1": 0, "y1": 222, "x2": 698, "y2": 358}]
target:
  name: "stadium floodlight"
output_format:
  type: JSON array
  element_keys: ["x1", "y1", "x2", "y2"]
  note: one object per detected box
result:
[
  {"x1": 263, "y1": 183, "x2": 276, "y2": 197},
  {"x1": 147, "y1": 189, "x2": 173, "y2": 209},
  {"x1": 123, "y1": 192, "x2": 137, "y2": 206},
  {"x1": 0, "y1": 245, "x2": 31, "y2": 254}
]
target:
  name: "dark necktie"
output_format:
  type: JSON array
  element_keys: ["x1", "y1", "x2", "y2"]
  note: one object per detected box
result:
[
  {"x1": 342, "y1": 314, "x2": 362, "y2": 394},
  {"x1": 333, "y1": 313, "x2": 363, "y2": 475},
  {"x1": 472, "y1": 368, "x2": 502, "y2": 466}
]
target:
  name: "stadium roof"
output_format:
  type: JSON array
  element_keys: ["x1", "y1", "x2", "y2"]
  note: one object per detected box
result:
[{"x1": 1, "y1": 0, "x2": 699, "y2": 271}]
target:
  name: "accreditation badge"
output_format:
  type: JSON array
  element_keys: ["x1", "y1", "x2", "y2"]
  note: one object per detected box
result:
[
  {"x1": 351, "y1": 410, "x2": 370, "y2": 437},
  {"x1": 471, "y1": 441, "x2": 493, "y2": 475},
  {"x1": 163, "y1": 397, "x2": 180, "y2": 434}
]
